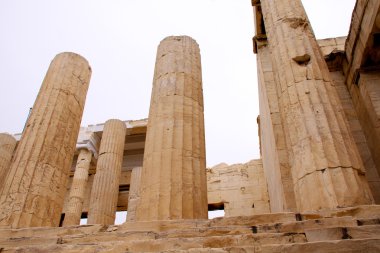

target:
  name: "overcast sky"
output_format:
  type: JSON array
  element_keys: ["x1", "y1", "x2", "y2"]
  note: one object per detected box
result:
[{"x1": 0, "y1": 0, "x2": 356, "y2": 167}]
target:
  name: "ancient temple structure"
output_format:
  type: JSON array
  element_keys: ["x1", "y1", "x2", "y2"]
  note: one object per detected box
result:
[{"x1": 0, "y1": 0, "x2": 379, "y2": 252}]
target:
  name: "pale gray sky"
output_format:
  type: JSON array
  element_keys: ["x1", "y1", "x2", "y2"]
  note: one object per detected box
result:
[{"x1": 0, "y1": 0, "x2": 356, "y2": 167}]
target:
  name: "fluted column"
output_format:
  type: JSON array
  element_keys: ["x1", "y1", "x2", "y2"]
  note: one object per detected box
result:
[
  {"x1": 0, "y1": 52, "x2": 91, "y2": 228},
  {"x1": 0, "y1": 133, "x2": 17, "y2": 190},
  {"x1": 260, "y1": 0, "x2": 373, "y2": 211},
  {"x1": 126, "y1": 166, "x2": 142, "y2": 222},
  {"x1": 63, "y1": 148, "x2": 92, "y2": 226},
  {"x1": 135, "y1": 36, "x2": 208, "y2": 221},
  {"x1": 87, "y1": 119, "x2": 126, "y2": 225}
]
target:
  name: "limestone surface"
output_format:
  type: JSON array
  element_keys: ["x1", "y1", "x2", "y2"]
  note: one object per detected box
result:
[
  {"x1": 0, "y1": 133, "x2": 16, "y2": 191},
  {"x1": 256, "y1": 43, "x2": 296, "y2": 212},
  {"x1": 126, "y1": 166, "x2": 142, "y2": 222},
  {"x1": 135, "y1": 36, "x2": 208, "y2": 220},
  {"x1": 207, "y1": 160, "x2": 270, "y2": 216},
  {"x1": 259, "y1": 0, "x2": 373, "y2": 211},
  {"x1": 87, "y1": 119, "x2": 126, "y2": 225},
  {"x1": 63, "y1": 149, "x2": 92, "y2": 226},
  {"x1": 341, "y1": 0, "x2": 380, "y2": 203},
  {"x1": 0, "y1": 205, "x2": 379, "y2": 252},
  {"x1": 0, "y1": 52, "x2": 91, "y2": 228},
  {"x1": 0, "y1": 1, "x2": 379, "y2": 252}
]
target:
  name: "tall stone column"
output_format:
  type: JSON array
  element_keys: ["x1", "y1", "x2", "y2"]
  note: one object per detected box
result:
[
  {"x1": 0, "y1": 133, "x2": 17, "y2": 190},
  {"x1": 260, "y1": 0, "x2": 373, "y2": 211},
  {"x1": 87, "y1": 119, "x2": 126, "y2": 225},
  {"x1": 0, "y1": 52, "x2": 91, "y2": 228},
  {"x1": 126, "y1": 166, "x2": 142, "y2": 222},
  {"x1": 63, "y1": 148, "x2": 92, "y2": 226},
  {"x1": 135, "y1": 36, "x2": 208, "y2": 221}
]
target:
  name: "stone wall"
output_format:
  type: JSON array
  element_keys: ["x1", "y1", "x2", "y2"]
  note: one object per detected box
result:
[
  {"x1": 343, "y1": 0, "x2": 380, "y2": 187},
  {"x1": 330, "y1": 70, "x2": 380, "y2": 203},
  {"x1": 207, "y1": 160, "x2": 270, "y2": 216}
]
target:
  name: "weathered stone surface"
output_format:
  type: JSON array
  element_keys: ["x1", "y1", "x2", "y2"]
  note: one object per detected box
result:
[
  {"x1": 4, "y1": 239, "x2": 380, "y2": 253},
  {"x1": 60, "y1": 119, "x2": 147, "y2": 215},
  {"x1": 329, "y1": 70, "x2": 380, "y2": 203},
  {"x1": 0, "y1": 133, "x2": 16, "y2": 190},
  {"x1": 301, "y1": 205, "x2": 380, "y2": 220},
  {"x1": 207, "y1": 160, "x2": 270, "y2": 217},
  {"x1": 135, "y1": 36, "x2": 208, "y2": 221},
  {"x1": 0, "y1": 224, "x2": 105, "y2": 239},
  {"x1": 121, "y1": 212, "x2": 296, "y2": 233},
  {"x1": 255, "y1": 216, "x2": 358, "y2": 234},
  {"x1": 256, "y1": 31, "x2": 297, "y2": 213},
  {"x1": 63, "y1": 149, "x2": 92, "y2": 226},
  {"x1": 62, "y1": 169, "x2": 133, "y2": 215},
  {"x1": 1, "y1": 210, "x2": 380, "y2": 252},
  {"x1": 261, "y1": 238, "x2": 380, "y2": 253},
  {"x1": 126, "y1": 166, "x2": 142, "y2": 222},
  {"x1": 1, "y1": 0, "x2": 380, "y2": 252},
  {"x1": 259, "y1": 0, "x2": 373, "y2": 211},
  {"x1": 305, "y1": 225, "x2": 380, "y2": 242},
  {"x1": 210, "y1": 212, "x2": 296, "y2": 227},
  {"x1": 339, "y1": 0, "x2": 380, "y2": 206},
  {"x1": 317, "y1": 37, "x2": 346, "y2": 58},
  {"x1": 87, "y1": 119, "x2": 126, "y2": 225},
  {"x1": 0, "y1": 52, "x2": 91, "y2": 228}
]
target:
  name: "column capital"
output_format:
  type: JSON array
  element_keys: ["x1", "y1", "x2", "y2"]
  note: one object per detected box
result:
[{"x1": 76, "y1": 132, "x2": 100, "y2": 158}]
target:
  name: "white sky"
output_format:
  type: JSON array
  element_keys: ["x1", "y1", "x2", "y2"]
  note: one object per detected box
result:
[{"x1": 0, "y1": 0, "x2": 356, "y2": 167}]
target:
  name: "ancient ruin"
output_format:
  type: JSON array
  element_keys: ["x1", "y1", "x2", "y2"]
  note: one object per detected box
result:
[
  {"x1": 87, "y1": 119, "x2": 126, "y2": 225},
  {"x1": 135, "y1": 36, "x2": 208, "y2": 221},
  {"x1": 0, "y1": 134, "x2": 16, "y2": 191},
  {"x1": 0, "y1": 0, "x2": 379, "y2": 252},
  {"x1": 257, "y1": 0, "x2": 373, "y2": 212},
  {"x1": 0, "y1": 52, "x2": 91, "y2": 228},
  {"x1": 63, "y1": 148, "x2": 92, "y2": 226}
]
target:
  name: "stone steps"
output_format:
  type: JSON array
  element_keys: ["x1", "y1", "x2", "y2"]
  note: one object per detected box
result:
[
  {"x1": 0, "y1": 232, "x2": 306, "y2": 250},
  {"x1": 1, "y1": 206, "x2": 379, "y2": 252},
  {"x1": 160, "y1": 239, "x2": 380, "y2": 253},
  {"x1": 4, "y1": 239, "x2": 380, "y2": 253},
  {"x1": 305, "y1": 224, "x2": 380, "y2": 242},
  {"x1": 261, "y1": 238, "x2": 380, "y2": 253},
  {"x1": 2, "y1": 224, "x2": 378, "y2": 252}
]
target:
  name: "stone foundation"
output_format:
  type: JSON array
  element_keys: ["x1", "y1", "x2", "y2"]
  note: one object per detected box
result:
[{"x1": 0, "y1": 205, "x2": 379, "y2": 252}]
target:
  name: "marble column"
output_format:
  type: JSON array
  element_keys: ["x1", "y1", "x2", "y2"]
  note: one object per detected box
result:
[
  {"x1": 87, "y1": 119, "x2": 126, "y2": 225},
  {"x1": 126, "y1": 166, "x2": 142, "y2": 222},
  {"x1": 0, "y1": 133, "x2": 17, "y2": 190},
  {"x1": 135, "y1": 36, "x2": 208, "y2": 221},
  {"x1": 63, "y1": 148, "x2": 92, "y2": 226},
  {"x1": 0, "y1": 52, "x2": 91, "y2": 228},
  {"x1": 260, "y1": 0, "x2": 373, "y2": 211}
]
